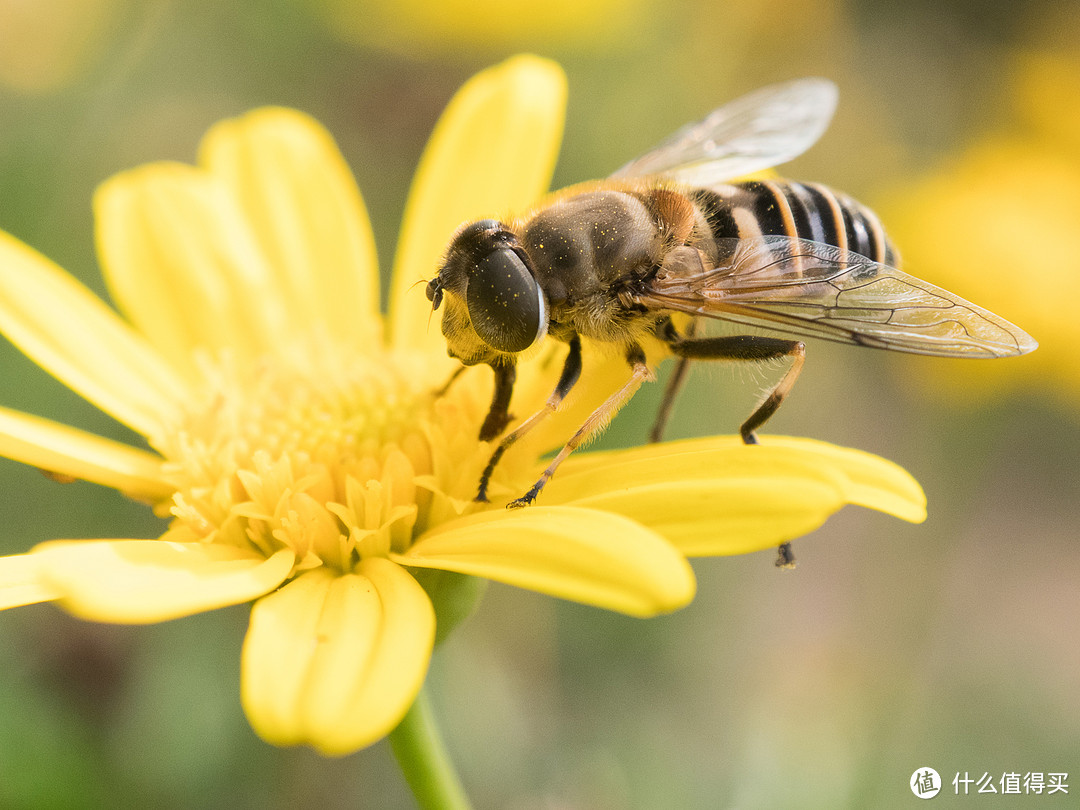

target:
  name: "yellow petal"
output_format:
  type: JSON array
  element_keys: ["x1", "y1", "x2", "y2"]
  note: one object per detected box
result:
[
  {"x1": 31, "y1": 541, "x2": 295, "y2": 623},
  {"x1": 0, "y1": 553, "x2": 60, "y2": 609},
  {"x1": 388, "y1": 54, "x2": 567, "y2": 355},
  {"x1": 94, "y1": 163, "x2": 292, "y2": 370},
  {"x1": 397, "y1": 505, "x2": 695, "y2": 617},
  {"x1": 0, "y1": 405, "x2": 172, "y2": 502},
  {"x1": 0, "y1": 230, "x2": 187, "y2": 436},
  {"x1": 774, "y1": 436, "x2": 928, "y2": 524},
  {"x1": 241, "y1": 560, "x2": 434, "y2": 755},
  {"x1": 198, "y1": 107, "x2": 382, "y2": 350},
  {"x1": 544, "y1": 436, "x2": 927, "y2": 556}
]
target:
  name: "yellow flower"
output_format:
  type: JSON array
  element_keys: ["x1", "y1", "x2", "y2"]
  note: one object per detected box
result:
[
  {"x1": 879, "y1": 50, "x2": 1077, "y2": 404},
  {"x1": 881, "y1": 138, "x2": 1076, "y2": 402},
  {"x1": 311, "y1": 0, "x2": 653, "y2": 56},
  {"x1": 0, "y1": 55, "x2": 925, "y2": 756},
  {"x1": 0, "y1": 0, "x2": 121, "y2": 94}
]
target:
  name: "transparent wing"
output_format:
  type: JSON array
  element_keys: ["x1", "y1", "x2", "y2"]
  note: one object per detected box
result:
[
  {"x1": 610, "y1": 78, "x2": 839, "y2": 186},
  {"x1": 637, "y1": 236, "x2": 1038, "y2": 358}
]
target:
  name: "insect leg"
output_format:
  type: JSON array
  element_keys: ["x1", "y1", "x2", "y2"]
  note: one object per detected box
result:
[
  {"x1": 650, "y1": 356, "x2": 692, "y2": 443},
  {"x1": 666, "y1": 333, "x2": 806, "y2": 569},
  {"x1": 478, "y1": 362, "x2": 517, "y2": 441},
  {"x1": 475, "y1": 336, "x2": 583, "y2": 503},
  {"x1": 666, "y1": 334, "x2": 806, "y2": 443},
  {"x1": 509, "y1": 344, "x2": 654, "y2": 509},
  {"x1": 775, "y1": 542, "x2": 797, "y2": 569},
  {"x1": 435, "y1": 365, "x2": 466, "y2": 397},
  {"x1": 649, "y1": 318, "x2": 698, "y2": 443}
]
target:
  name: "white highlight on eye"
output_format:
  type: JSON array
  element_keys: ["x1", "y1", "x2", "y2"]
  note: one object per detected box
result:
[{"x1": 532, "y1": 282, "x2": 549, "y2": 346}]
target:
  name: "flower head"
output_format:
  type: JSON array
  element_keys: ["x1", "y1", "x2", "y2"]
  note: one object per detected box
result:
[{"x1": 0, "y1": 56, "x2": 925, "y2": 755}]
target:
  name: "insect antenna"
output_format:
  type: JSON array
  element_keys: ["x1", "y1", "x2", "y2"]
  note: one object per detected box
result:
[{"x1": 420, "y1": 276, "x2": 444, "y2": 331}]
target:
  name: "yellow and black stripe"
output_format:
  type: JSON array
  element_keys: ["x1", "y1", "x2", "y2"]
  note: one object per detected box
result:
[{"x1": 690, "y1": 180, "x2": 898, "y2": 267}]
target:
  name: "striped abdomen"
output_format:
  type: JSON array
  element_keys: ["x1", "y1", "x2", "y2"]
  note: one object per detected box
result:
[{"x1": 691, "y1": 180, "x2": 898, "y2": 267}]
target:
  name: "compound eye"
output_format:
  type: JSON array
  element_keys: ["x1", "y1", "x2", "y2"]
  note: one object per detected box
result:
[{"x1": 466, "y1": 248, "x2": 545, "y2": 353}]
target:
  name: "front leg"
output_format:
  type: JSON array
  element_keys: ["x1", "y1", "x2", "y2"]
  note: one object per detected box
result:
[
  {"x1": 478, "y1": 361, "x2": 517, "y2": 442},
  {"x1": 475, "y1": 336, "x2": 583, "y2": 503}
]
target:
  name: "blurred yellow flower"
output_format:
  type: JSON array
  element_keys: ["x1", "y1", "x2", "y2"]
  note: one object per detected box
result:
[
  {"x1": 880, "y1": 52, "x2": 1080, "y2": 403},
  {"x1": 0, "y1": 55, "x2": 924, "y2": 757},
  {"x1": 312, "y1": 0, "x2": 653, "y2": 55},
  {"x1": 0, "y1": 0, "x2": 122, "y2": 93},
  {"x1": 1011, "y1": 49, "x2": 1080, "y2": 151}
]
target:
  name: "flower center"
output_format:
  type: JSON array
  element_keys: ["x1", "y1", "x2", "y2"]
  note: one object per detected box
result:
[{"x1": 156, "y1": 342, "x2": 493, "y2": 572}]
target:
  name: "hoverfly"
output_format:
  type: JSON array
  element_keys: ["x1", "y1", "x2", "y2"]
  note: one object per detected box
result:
[{"x1": 426, "y1": 78, "x2": 1037, "y2": 530}]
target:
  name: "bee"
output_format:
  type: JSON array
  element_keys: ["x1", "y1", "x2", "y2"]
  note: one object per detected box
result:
[{"x1": 426, "y1": 78, "x2": 1037, "y2": 532}]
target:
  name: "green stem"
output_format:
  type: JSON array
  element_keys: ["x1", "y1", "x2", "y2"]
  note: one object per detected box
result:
[{"x1": 388, "y1": 686, "x2": 472, "y2": 810}]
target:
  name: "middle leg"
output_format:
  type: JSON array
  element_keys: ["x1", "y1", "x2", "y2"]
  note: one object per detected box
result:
[{"x1": 649, "y1": 317, "x2": 698, "y2": 444}]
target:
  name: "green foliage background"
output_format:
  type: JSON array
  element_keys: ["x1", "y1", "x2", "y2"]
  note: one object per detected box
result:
[{"x1": 0, "y1": 0, "x2": 1076, "y2": 807}]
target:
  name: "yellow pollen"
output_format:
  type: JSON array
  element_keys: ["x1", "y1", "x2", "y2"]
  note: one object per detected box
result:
[{"x1": 152, "y1": 344, "x2": 491, "y2": 574}]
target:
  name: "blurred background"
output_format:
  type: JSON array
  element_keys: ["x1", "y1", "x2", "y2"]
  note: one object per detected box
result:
[{"x1": 0, "y1": 0, "x2": 1076, "y2": 807}]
